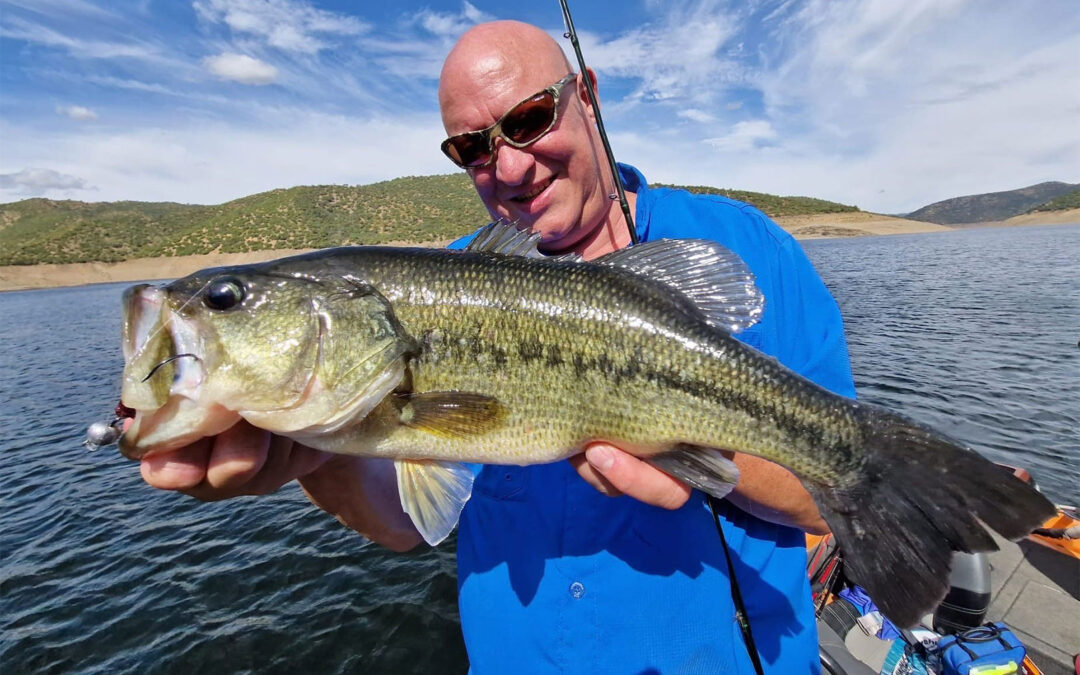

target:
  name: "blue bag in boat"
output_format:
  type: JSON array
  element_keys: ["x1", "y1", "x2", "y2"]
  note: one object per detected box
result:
[{"x1": 934, "y1": 622, "x2": 1026, "y2": 675}]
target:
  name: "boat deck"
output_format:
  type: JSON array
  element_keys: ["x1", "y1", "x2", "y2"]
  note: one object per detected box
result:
[
  {"x1": 841, "y1": 531, "x2": 1079, "y2": 674},
  {"x1": 985, "y1": 531, "x2": 1079, "y2": 674}
]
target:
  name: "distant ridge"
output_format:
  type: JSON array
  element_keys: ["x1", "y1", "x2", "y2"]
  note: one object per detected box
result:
[
  {"x1": 1029, "y1": 186, "x2": 1080, "y2": 213},
  {"x1": 905, "y1": 181, "x2": 1079, "y2": 225},
  {"x1": 655, "y1": 184, "x2": 859, "y2": 217},
  {"x1": 0, "y1": 175, "x2": 856, "y2": 266}
]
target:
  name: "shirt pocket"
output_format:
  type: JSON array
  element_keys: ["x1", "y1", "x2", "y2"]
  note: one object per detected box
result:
[{"x1": 472, "y1": 465, "x2": 530, "y2": 501}]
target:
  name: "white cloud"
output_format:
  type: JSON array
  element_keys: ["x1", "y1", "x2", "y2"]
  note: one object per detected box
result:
[
  {"x1": 85, "y1": 76, "x2": 176, "y2": 95},
  {"x1": 2, "y1": 0, "x2": 114, "y2": 20},
  {"x1": 0, "y1": 110, "x2": 452, "y2": 205},
  {"x1": 194, "y1": 0, "x2": 368, "y2": 53},
  {"x1": 595, "y1": 0, "x2": 1080, "y2": 213},
  {"x1": 742, "y1": 0, "x2": 1080, "y2": 211},
  {"x1": 576, "y1": 1, "x2": 746, "y2": 108},
  {"x1": 2, "y1": 0, "x2": 1076, "y2": 215},
  {"x1": 0, "y1": 168, "x2": 92, "y2": 195},
  {"x1": 0, "y1": 14, "x2": 160, "y2": 61},
  {"x1": 677, "y1": 108, "x2": 717, "y2": 124},
  {"x1": 56, "y1": 105, "x2": 98, "y2": 121},
  {"x1": 414, "y1": 1, "x2": 492, "y2": 40},
  {"x1": 704, "y1": 120, "x2": 777, "y2": 151},
  {"x1": 203, "y1": 53, "x2": 278, "y2": 85}
]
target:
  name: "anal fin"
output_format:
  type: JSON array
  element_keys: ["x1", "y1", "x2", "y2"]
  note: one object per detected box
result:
[
  {"x1": 395, "y1": 458, "x2": 475, "y2": 545},
  {"x1": 645, "y1": 445, "x2": 740, "y2": 500}
]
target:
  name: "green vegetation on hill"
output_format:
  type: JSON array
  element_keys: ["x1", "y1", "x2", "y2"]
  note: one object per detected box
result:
[
  {"x1": 656, "y1": 184, "x2": 859, "y2": 217},
  {"x1": 906, "y1": 181, "x2": 1080, "y2": 224},
  {"x1": 1, "y1": 175, "x2": 858, "y2": 266},
  {"x1": 1028, "y1": 187, "x2": 1080, "y2": 212},
  {"x1": 0, "y1": 174, "x2": 489, "y2": 266}
]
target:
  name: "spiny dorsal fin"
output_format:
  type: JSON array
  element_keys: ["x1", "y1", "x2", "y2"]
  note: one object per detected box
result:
[
  {"x1": 398, "y1": 391, "x2": 508, "y2": 439},
  {"x1": 464, "y1": 220, "x2": 582, "y2": 262},
  {"x1": 464, "y1": 220, "x2": 545, "y2": 258},
  {"x1": 395, "y1": 459, "x2": 474, "y2": 545},
  {"x1": 594, "y1": 239, "x2": 765, "y2": 333}
]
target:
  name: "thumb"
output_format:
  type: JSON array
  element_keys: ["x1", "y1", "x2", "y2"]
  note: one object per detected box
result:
[{"x1": 583, "y1": 443, "x2": 691, "y2": 510}]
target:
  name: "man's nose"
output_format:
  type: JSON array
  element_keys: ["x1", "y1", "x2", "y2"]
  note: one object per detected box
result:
[{"x1": 492, "y1": 139, "x2": 533, "y2": 186}]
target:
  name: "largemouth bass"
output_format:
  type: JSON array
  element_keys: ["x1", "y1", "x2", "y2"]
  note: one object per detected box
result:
[{"x1": 116, "y1": 223, "x2": 1053, "y2": 627}]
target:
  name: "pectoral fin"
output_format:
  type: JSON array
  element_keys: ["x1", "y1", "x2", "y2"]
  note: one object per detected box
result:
[
  {"x1": 645, "y1": 445, "x2": 740, "y2": 500},
  {"x1": 395, "y1": 459, "x2": 475, "y2": 545},
  {"x1": 398, "y1": 391, "x2": 507, "y2": 439}
]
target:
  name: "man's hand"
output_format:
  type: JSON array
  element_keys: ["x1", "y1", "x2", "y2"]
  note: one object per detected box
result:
[
  {"x1": 136, "y1": 420, "x2": 423, "y2": 551},
  {"x1": 138, "y1": 420, "x2": 330, "y2": 501},
  {"x1": 572, "y1": 442, "x2": 829, "y2": 534},
  {"x1": 569, "y1": 442, "x2": 693, "y2": 510}
]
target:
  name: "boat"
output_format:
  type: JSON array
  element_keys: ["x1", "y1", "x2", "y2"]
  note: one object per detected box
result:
[{"x1": 810, "y1": 466, "x2": 1079, "y2": 675}]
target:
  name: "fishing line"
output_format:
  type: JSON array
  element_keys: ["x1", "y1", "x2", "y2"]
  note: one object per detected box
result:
[
  {"x1": 131, "y1": 278, "x2": 213, "y2": 361},
  {"x1": 556, "y1": 0, "x2": 638, "y2": 246}
]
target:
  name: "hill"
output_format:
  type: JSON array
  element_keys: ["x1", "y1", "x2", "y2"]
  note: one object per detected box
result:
[
  {"x1": 905, "y1": 181, "x2": 1079, "y2": 224},
  {"x1": 0, "y1": 176, "x2": 859, "y2": 266},
  {"x1": 0, "y1": 174, "x2": 489, "y2": 266},
  {"x1": 1028, "y1": 187, "x2": 1080, "y2": 212},
  {"x1": 657, "y1": 184, "x2": 859, "y2": 217}
]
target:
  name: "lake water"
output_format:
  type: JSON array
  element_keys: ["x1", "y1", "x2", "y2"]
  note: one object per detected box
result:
[{"x1": 1, "y1": 224, "x2": 1077, "y2": 673}]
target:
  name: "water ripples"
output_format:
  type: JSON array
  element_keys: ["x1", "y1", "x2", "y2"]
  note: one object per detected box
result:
[{"x1": 1, "y1": 225, "x2": 1077, "y2": 673}]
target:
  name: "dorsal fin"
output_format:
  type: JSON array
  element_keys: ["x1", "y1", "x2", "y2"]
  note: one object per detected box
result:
[
  {"x1": 464, "y1": 222, "x2": 762, "y2": 332},
  {"x1": 594, "y1": 239, "x2": 765, "y2": 333},
  {"x1": 464, "y1": 220, "x2": 545, "y2": 258},
  {"x1": 464, "y1": 220, "x2": 582, "y2": 262}
]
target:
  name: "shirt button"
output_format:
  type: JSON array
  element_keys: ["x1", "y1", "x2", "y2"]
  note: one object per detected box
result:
[{"x1": 569, "y1": 581, "x2": 585, "y2": 599}]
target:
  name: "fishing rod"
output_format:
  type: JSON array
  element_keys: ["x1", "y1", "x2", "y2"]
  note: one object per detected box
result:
[
  {"x1": 555, "y1": 14, "x2": 762, "y2": 672},
  {"x1": 556, "y1": 0, "x2": 638, "y2": 246}
]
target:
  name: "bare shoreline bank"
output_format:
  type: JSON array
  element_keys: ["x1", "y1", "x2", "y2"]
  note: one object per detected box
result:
[{"x1": 2, "y1": 210, "x2": 1076, "y2": 292}]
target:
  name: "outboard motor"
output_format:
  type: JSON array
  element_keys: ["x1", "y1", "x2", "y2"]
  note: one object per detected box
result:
[{"x1": 933, "y1": 551, "x2": 992, "y2": 634}]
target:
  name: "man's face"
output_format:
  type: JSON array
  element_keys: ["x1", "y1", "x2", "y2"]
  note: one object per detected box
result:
[{"x1": 440, "y1": 68, "x2": 610, "y2": 253}]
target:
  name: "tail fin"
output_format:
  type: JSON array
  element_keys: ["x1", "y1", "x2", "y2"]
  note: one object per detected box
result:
[{"x1": 811, "y1": 405, "x2": 1055, "y2": 628}]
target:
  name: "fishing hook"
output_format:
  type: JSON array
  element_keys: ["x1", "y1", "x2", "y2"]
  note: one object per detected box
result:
[{"x1": 142, "y1": 353, "x2": 201, "y2": 382}]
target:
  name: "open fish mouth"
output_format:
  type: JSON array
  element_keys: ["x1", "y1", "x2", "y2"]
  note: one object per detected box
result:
[
  {"x1": 118, "y1": 284, "x2": 226, "y2": 459},
  {"x1": 121, "y1": 284, "x2": 206, "y2": 408}
]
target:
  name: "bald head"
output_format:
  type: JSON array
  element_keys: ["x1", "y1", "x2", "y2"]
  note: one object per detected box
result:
[
  {"x1": 436, "y1": 20, "x2": 627, "y2": 258},
  {"x1": 439, "y1": 21, "x2": 572, "y2": 133}
]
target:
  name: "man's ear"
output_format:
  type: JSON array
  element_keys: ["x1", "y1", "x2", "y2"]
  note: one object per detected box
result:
[{"x1": 578, "y1": 67, "x2": 600, "y2": 123}]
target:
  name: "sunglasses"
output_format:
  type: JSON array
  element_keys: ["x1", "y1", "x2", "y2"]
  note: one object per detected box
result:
[{"x1": 441, "y1": 74, "x2": 578, "y2": 169}]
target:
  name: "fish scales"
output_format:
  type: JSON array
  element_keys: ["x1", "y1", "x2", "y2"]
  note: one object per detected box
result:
[
  {"x1": 327, "y1": 247, "x2": 865, "y2": 482},
  {"x1": 115, "y1": 232, "x2": 1055, "y2": 628}
]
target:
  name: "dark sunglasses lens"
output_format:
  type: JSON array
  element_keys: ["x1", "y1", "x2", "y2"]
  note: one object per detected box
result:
[
  {"x1": 445, "y1": 133, "x2": 491, "y2": 168},
  {"x1": 502, "y1": 92, "x2": 557, "y2": 144}
]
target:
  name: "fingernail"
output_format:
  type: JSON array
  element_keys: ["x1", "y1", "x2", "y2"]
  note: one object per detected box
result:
[{"x1": 586, "y1": 445, "x2": 615, "y2": 472}]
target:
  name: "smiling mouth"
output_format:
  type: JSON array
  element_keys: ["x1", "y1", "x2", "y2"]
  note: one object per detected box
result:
[{"x1": 510, "y1": 176, "x2": 555, "y2": 203}]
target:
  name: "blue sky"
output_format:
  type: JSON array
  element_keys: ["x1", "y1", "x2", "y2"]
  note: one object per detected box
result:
[{"x1": 1, "y1": 0, "x2": 1078, "y2": 214}]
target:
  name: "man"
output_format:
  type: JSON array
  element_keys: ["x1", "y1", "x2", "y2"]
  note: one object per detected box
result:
[{"x1": 139, "y1": 20, "x2": 854, "y2": 674}]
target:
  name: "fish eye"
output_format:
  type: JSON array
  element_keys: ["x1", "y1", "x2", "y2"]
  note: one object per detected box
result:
[{"x1": 203, "y1": 277, "x2": 246, "y2": 311}]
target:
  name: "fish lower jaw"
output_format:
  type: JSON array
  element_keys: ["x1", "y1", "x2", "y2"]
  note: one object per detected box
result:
[{"x1": 118, "y1": 399, "x2": 241, "y2": 460}]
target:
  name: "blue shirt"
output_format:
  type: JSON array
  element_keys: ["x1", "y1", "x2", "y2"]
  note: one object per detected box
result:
[{"x1": 449, "y1": 164, "x2": 855, "y2": 674}]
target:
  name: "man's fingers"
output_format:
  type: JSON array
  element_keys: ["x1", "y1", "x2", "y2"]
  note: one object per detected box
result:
[
  {"x1": 204, "y1": 422, "x2": 271, "y2": 490},
  {"x1": 140, "y1": 438, "x2": 212, "y2": 490},
  {"x1": 579, "y1": 443, "x2": 692, "y2": 510},
  {"x1": 568, "y1": 452, "x2": 624, "y2": 497},
  {"x1": 187, "y1": 434, "x2": 330, "y2": 501}
]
